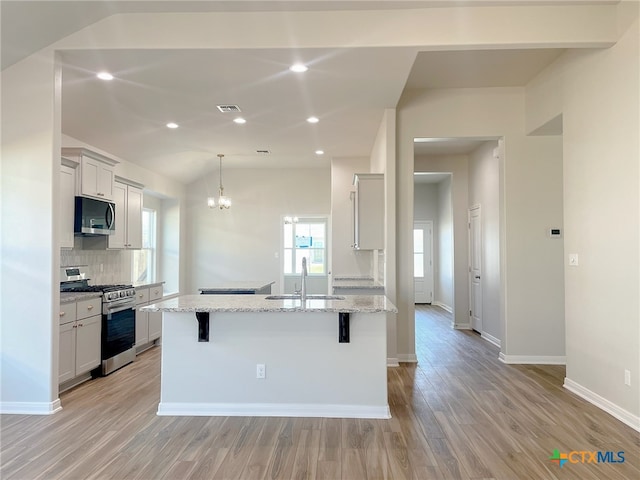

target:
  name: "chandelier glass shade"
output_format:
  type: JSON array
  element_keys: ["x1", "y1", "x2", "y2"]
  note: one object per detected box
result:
[{"x1": 208, "y1": 154, "x2": 231, "y2": 209}]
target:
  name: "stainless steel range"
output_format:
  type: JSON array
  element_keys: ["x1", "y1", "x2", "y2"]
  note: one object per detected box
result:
[{"x1": 60, "y1": 266, "x2": 136, "y2": 376}]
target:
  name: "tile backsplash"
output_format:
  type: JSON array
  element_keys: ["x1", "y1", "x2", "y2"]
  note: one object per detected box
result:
[{"x1": 61, "y1": 246, "x2": 131, "y2": 285}]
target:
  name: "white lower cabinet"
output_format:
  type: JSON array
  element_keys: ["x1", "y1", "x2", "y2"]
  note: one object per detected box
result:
[
  {"x1": 135, "y1": 285, "x2": 163, "y2": 351},
  {"x1": 59, "y1": 297, "x2": 102, "y2": 385}
]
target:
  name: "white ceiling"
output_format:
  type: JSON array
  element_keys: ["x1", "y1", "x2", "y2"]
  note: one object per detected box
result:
[{"x1": 2, "y1": 1, "x2": 594, "y2": 185}]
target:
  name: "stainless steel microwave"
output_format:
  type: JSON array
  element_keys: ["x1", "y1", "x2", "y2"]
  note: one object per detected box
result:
[{"x1": 74, "y1": 196, "x2": 115, "y2": 236}]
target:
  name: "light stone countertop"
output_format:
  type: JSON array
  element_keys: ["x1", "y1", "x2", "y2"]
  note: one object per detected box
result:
[
  {"x1": 142, "y1": 294, "x2": 397, "y2": 314},
  {"x1": 60, "y1": 291, "x2": 103, "y2": 304}
]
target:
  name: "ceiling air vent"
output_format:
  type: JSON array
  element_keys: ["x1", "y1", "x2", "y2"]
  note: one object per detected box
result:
[
  {"x1": 216, "y1": 105, "x2": 241, "y2": 113},
  {"x1": 256, "y1": 150, "x2": 271, "y2": 155}
]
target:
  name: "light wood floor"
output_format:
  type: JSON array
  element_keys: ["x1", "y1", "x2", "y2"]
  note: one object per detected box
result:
[{"x1": 2, "y1": 305, "x2": 639, "y2": 479}]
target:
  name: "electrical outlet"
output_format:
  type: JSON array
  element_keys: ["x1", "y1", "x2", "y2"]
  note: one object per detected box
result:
[
  {"x1": 625, "y1": 369, "x2": 631, "y2": 386},
  {"x1": 568, "y1": 254, "x2": 579, "y2": 266},
  {"x1": 256, "y1": 364, "x2": 266, "y2": 379}
]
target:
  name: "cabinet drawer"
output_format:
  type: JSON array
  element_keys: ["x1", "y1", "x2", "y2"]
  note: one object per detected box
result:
[
  {"x1": 76, "y1": 297, "x2": 101, "y2": 320},
  {"x1": 135, "y1": 288, "x2": 149, "y2": 305},
  {"x1": 149, "y1": 285, "x2": 163, "y2": 302},
  {"x1": 59, "y1": 302, "x2": 77, "y2": 325}
]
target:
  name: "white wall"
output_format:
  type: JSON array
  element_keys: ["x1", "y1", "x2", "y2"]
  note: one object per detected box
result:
[
  {"x1": 468, "y1": 141, "x2": 504, "y2": 343},
  {"x1": 529, "y1": 14, "x2": 639, "y2": 424},
  {"x1": 414, "y1": 183, "x2": 439, "y2": 222},
  {"x1": 399, "y1": 88, "x2": 566, "y2": 364},
  {"x1": 187, "y1": 167, "x2": 330, "y2": 294},
  {"x1": 437, "y1": 177, "x2": 454, "y2": 310},
  {"x1": 1, "y1": 52, "x2": 61, "y2": 412}
]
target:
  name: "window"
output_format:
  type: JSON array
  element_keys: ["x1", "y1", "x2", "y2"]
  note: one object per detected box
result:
[
  {"x1": 132, "y1": 208, "x2": 156, "y2": 284},
  {"x1": 284, "y1": 219, "x2": 326, "y2": 275}
]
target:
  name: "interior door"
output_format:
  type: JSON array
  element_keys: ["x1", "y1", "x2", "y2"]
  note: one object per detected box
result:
[
  {"x1": 469, "y1": 206, "x2": 482, "y2": 332},
  {"x1": 414, "y1": 221, "x2": 434, "y2": 304}
]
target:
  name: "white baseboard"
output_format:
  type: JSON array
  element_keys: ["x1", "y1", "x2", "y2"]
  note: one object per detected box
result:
[
  {"x1": 481, "y1": 332, "x2": 501, "y2": 348},
  {"x1": 0, "y1": 399, "x2": 62, "y2": 415},
  {"x1": 157, "y1": 402, "x2": 391, "y2": 419},
  {"x1": 564, "y1": 378, "x2": 640, "y2": 432},
  {"x1": 387, "y1": 357, "x2": 400, "y2": 367},
  {"x1": 397, "y1": 353, "x2": 418, "y2": 363},
  {"x1": 453, "y1": 322, "x2": 471, "y2": 330},
  {"x1": 433, "y1": 302, "x2": 452, "y2": 313},
  {"x1": 498, "y1": 352, "x2": 566, "y2": 365}
]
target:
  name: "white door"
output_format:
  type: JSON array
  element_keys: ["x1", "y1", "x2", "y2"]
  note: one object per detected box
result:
[
  {"x1": 414, "y1": 221, "x2": 434, "y2": 304},
  {"x1": 282, "y1": 217, "x2": 329, "y2": 294},
  {"x1": 469, "y1": 206, "x2": 482, "y2": 332}
]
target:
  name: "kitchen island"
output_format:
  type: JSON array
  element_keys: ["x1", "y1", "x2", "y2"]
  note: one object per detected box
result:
[{"x1": 142, "y1": 294, "x2": 397, "y2": 418}]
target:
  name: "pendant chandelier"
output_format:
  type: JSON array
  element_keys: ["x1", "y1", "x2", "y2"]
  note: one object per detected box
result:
[{"x1": 207, "y1": 153, "x2": 231, "y2": 209}]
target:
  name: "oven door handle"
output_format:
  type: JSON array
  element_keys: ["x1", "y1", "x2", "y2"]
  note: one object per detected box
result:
[{"x1": 107, "y1": 304, "x2": 135, "y2": 314}]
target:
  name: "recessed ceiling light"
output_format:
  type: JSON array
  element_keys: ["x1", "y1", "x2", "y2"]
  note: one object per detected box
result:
[
  {"x1": 315, "y1": 150, "x2": 324, "y2": 155},
  {"x1": 290, "y1": 63, "x2": 308, "y2": 73},
  {"x1": 166, "y1": 122, "x2": 179, "y2": 129},
  {"x1": 96, "y1": 72, "x2": 114, "y2": 81},
  {"x1": 233, "y1": 117, "x2": 246, "y2": 124},
  {"x1": 307, "y1": 116, "x2": 319, "y2": 124}
]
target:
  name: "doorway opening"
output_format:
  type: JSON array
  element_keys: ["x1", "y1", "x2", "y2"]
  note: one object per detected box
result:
[{"x1": 413, "y1": 136, "x2": 502, "y2": 349}]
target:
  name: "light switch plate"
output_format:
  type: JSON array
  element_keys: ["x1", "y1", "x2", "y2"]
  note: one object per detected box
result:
[{"x1": 569, "y1": 254, "x2": 579, "y2": 266}]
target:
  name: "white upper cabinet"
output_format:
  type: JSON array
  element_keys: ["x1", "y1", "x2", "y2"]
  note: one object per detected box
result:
[
  {"x1": 352, "y1": 173, "x2": 384, "y2": 250},
  {"x1": 60, "y1": 159, "x2": 77, "y2": 249},
  {"x1": 62, "y1": 148, "x2": 119, "y2": 201},
  {"x1": 109, "y1": 178, "x2": 143, "y2": 249}
]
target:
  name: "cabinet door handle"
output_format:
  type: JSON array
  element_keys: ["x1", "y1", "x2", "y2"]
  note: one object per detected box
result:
[
  {"x1": 78, "y1": 323, "x2": 83, "y2": 327},
  {"x1": 87, "y1": 305, "x2": 93, "y2": 310},
  {"x1": 72, "y1": 325, "x2": 77, "y2": 329},
  {"x1": 139, "y1": 293, "x2": 144, "y2": 298},
  {"x1": 59, "y1": 311, "x2": 65, "y2": 317}
]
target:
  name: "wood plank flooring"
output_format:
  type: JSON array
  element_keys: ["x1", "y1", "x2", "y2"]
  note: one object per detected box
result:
[{"x1": 2, "y1": 305, "x2": 638, "y2": 479}]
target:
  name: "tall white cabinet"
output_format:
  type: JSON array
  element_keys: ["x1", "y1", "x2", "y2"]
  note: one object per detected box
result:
[
  {"x1": 352, "y1": 173, "x2": 384, "y2": 250},
  {"x1": 60, "y1": 159, "x2": 78, "y2": 248},
  {"x1": 109, "y1": 178, "x2": 143, "y2": 249}
]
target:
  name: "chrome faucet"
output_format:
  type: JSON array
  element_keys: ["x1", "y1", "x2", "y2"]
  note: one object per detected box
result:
[{"x1": 300, "y1": 257, "x2": 308, "y2": 301}]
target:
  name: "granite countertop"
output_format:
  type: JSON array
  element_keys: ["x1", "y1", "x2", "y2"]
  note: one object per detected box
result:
[
  {"x1": 198, "y1": 281, "x2": 275, "y2": 293},
  {"x1": 332, "y1": 277, "x2": 384, "y2": 290},
  {"x1": 60, "y1": 291, "x2": 103, "y2": 304},
  {"x1": 142, "y1": 294, "x2": 397, "y2": 314}
]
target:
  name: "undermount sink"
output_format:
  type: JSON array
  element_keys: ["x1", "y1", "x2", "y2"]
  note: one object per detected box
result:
[{"x1": 265, "y1": 294, "x2": 346, "y2": 301}]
